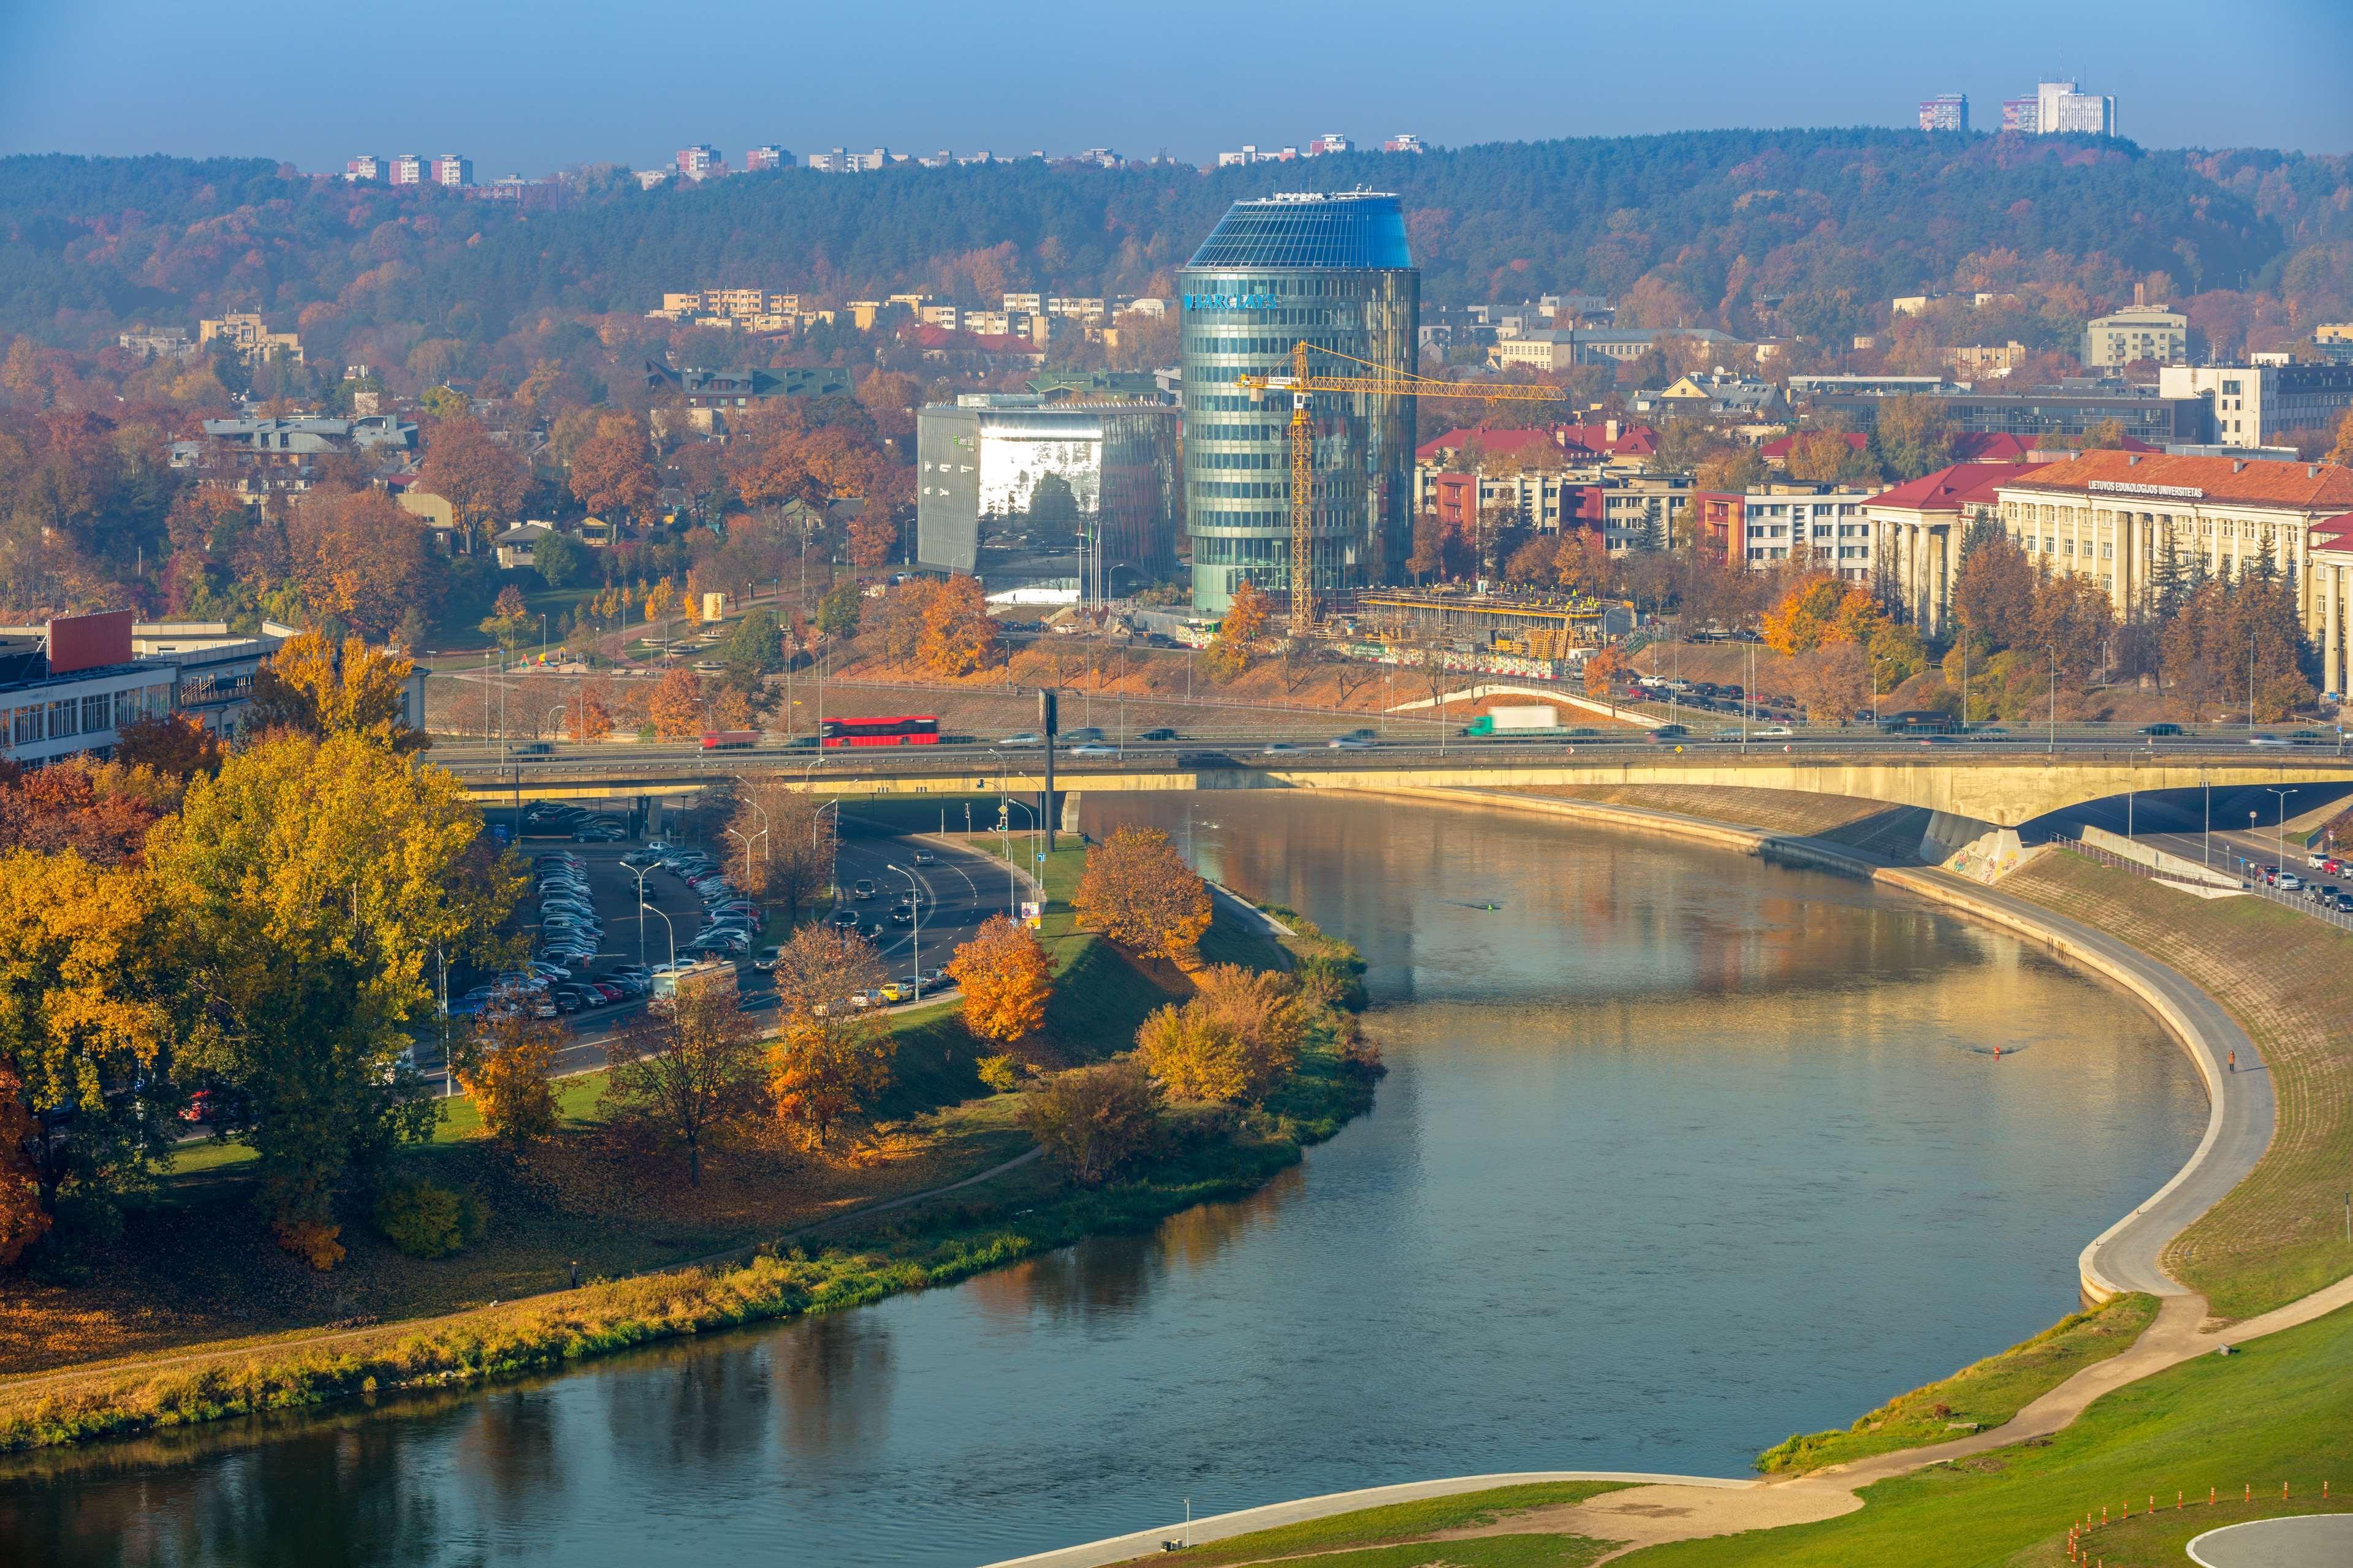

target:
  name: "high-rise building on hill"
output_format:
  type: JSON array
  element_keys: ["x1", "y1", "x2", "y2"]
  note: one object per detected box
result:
[
  {"x1": 1917, "y1": 94, "x2": 1968, "y2": 132},
  {"x1": 1177, "y1": 191, "x2": 1419, "y2": 613},
  {"x1": 2003, "y1": 80, "x2": 2115, "y2": 135}
]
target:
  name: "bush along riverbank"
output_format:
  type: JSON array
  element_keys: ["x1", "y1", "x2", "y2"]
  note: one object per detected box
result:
[{"x1": 0, "y1": 846, "x2": 1378, "y2": 1455}]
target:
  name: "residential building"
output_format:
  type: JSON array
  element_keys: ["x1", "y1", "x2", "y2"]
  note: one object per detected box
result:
[
  {"x1": 2003, "y1": 80, "x2": 2116, "y2": 135},
  {"x1": 494, "y1": 521, "x2": 556, "y2": 570},
  {"x1": 483, "y1": 174, "x2": 547, "y2": 202},
  {"x1": 345, "y1": 154, "x2": 385, "y2": 182},
  {"x1": 1003, "y1": 292, "x2": 1044, "y2": 314},
  {"x1": 2083, "y1": 304, "x2": 2186, "y2": 368},
  {"x1": 675, "y1": 144, "x2": 723, "y2": 180},
  {"x1": 1943, "y1": 341, "x2": 2028, "y2": 378},
  {"x1": 0, "y1": 613, "x2": 178, "y2": 767},
  {"x1": 1631, "y1": 373, "x2": 1782, "y2": 420},
  {"x1": 1692, "y1": 485, "x2": 1876, "y2": 576},
  {"x1": 806, "y1": 147, "x2": 896, "y2": 172},
  {"x1": 1071, "y1": 148, "x2": 1123, "y2": 167},
  {"x1": 1179, "y1": 190, "x2": 1418, "y2": 612},
  {"x1": 634, "y1": 170, "x2": 671, "y2": 190},
  {"x1": 115, "y1": 327, "x2": 197, "y2": 360},
  {"x1": 431, "y1": 153, "x2": 472, "y2": 187},
  {"x1": 1866, "y1": 463, "x2": 2043, "y2": 635},
  {"x1": 170, "y1": 414, "x2": 417, "y2": 494},
  {"x1": 914, "y1": 398, "x2": 1180, "y2": 591},
  {"x1": 1917, "y1": 94, "x2": 1969, "y2": 132},
  {"x1": 2316, "y1": 325, "x2": 2353, "y2": 365},
  {"x1": 389, "y1": 153, "x2": 425, "y2": 186},
  {"x1": 1994, "y1": 452, "x2": 2353, "y2": 632},
  {"x1": 1788, "y1": 373, "x2": 1950, "y2": 398},
  {"x1": 1383, "y1": 134, "x2": 1425, "y2": 154},
  {"x1": 1489, "y1": 325, "x2": 1743, "y2": 373},
  {"x1": 196, "y1": 312, "x2": 304, "y2": 364},
  {"x1": 639, "y1": 361, "x2": 855, "y2": 434},
  {"x1": 745, "y1": 144, "x2": 791, "y2": 172},
  {"x1": 2158, "y1": 363, "x2": 2353, "y2": 450},
  {"x1": 1307, "y1": 133, "x2": 1354, "y2": 156},
  {"x1": 2306, "y1": 514, "x2": 2353, "y2": 694}
]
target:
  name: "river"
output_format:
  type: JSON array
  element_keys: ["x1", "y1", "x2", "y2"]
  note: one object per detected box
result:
[{"x1": 0, "y1": 793, "x2": 2206, "y2": 1567}]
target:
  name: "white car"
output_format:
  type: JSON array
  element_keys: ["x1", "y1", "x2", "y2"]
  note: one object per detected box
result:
[
  {"x1": 1069, "y1": 742, "x2": 1118, "y2": 757},
  {"x1": 1755, "y1": 725, "x2": 1795, "y2": 738}
]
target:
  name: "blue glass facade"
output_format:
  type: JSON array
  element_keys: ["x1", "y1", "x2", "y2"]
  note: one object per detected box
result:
[{"x1": 1179, "y1": 192, "x2": 1419, "y2": 613}]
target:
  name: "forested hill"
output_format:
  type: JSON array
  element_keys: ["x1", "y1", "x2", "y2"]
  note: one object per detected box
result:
[{"x1": 2, "y1": 130, "x2": 2347, "y2": 350}]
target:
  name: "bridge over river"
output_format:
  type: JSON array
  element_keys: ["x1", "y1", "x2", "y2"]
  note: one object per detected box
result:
[{"x1": 441, "y1": 737, "x2": 2353, "y2": 835}]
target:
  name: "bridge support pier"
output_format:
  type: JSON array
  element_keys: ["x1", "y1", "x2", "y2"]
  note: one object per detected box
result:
[
  {"x1": 1920, "y1": 809, "x2": 2002, "y2": 866},
  {"x1": 1061, "y1": 789, "x2": 1083, "y2": 836}
]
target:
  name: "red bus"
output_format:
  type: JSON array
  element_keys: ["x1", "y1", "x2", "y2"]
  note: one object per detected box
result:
[
  {"x1": 821, "y1": 715, "x2": 941, "y2": 748},
  {"x1": 700, "y1": 731, "x2": 759, "y2": 751}
]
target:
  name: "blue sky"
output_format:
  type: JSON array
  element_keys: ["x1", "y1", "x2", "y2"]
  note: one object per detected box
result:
[{"x1": 3, "y1": 0, "x2": 2347, "y2": 171}]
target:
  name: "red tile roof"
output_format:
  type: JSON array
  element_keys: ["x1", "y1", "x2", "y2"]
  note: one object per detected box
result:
[
  {"x1": 1415, "y1": 425, "x2": 1562, "y2": 461},
  {"x1": 1560, "y1": 420, "x2": 1658, "y2": 456},
  {"x1": 2308, "y1": 512, "x2": 2353, "y2": 552},
  {"x1": 1869, "y1": 461, "x2": 2047, "y2": 513},
  {"x1": 2002, "y1": 450, "x2": 2353, "y2": 511}
]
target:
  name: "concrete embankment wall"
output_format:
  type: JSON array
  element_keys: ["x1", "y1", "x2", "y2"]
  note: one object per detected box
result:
[{"x1": 1370, "y1": 787, "x2": 2249, "y2": 1306}]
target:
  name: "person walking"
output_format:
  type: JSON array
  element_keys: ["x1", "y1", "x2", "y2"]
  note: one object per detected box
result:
[{"x1": 2228, "y1": 1049, "x2": 2237, "y2": 1074}]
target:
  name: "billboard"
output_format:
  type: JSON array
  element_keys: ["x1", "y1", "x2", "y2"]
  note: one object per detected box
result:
[{"x1": 45, "y1": 610, "x2": 136, "y2": 675}]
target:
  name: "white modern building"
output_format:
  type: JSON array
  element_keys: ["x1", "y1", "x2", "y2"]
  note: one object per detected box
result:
[{"x1": 2159, "y1": 363, "x2": 2353, "y2": 450}]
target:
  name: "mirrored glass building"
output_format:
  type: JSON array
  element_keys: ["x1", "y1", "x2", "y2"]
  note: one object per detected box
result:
[{"x1": 1178, "y1": 192, "x2": 1419, "y2": 613}]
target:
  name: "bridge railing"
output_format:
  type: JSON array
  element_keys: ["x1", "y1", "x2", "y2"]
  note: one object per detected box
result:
[{"x1": 2059, "y1": 833, "x2": 2353, "y2": 936}]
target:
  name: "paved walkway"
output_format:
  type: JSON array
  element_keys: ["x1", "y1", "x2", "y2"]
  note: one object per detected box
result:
[{"x1": 2188, "y1": 1514, "x2": 2353, "y2": 1566}]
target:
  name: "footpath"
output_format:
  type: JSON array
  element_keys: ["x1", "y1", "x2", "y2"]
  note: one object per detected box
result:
[{"x1": 984, "y1": 786, "x2": 2350, "y2": 1568}]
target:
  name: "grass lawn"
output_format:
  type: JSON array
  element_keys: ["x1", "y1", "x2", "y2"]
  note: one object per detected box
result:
[
  {"x1": 1755, "y1": 1294, "x2": 2161, "y2": 1474},
  {"x1": 2001, "y1": 852, "x2": 2353, "y2": 1319},
  {"x1": 1112, "y1": 1482, "x2": 1631, "y2": 1567},
  {"x1": 1614, "y1": 1301, "x2": 2353, "y2": 1567}
]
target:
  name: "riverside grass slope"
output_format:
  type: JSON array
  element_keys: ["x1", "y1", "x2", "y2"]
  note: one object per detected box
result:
[{"x1": 0, "y1": 833, "x2": 1377, "y2": 1453}]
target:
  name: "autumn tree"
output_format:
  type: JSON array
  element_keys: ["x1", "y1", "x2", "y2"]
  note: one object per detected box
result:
[
  {"x1": 283, "y1": 486, "x2": 444, "y2": 640},
  {"x1": 1583, "y1": 645, "x2": 1629, "y2": 697},
  {"x1": 1135, "y1": 964, "x2": 1304, "y2": 1103},
  {"x1": 2329, "y1": 408, "x2": 2353, "y2": 466},
  {"x1": 1072, "y1": 826, "x2": 1212, "y2": 964},
  {"x1": 248, "y1": 631, "x2": 427, "y2": 752},
  {"x1": 416, "y1": 414, "x2": 528, "y2": 549},
  {"x1": 728, "y1": 778, "x2": 835, "y2": 918},
  {"x1": 568, "y1": 415, "x2": 657, "y2": 522},
  {"x1": 767, "y1": 925, "x2": 894, "y2": 1151},
  {"x1": 0, "y1": 849, "x2": 174, "y2": 1241},
  {"x1": 920, "y1": 574, "x2": 1000, "y2": 675},
  {"x1": 0, "y1": 758, "x2": 179, "y2": 866},
  {"x1": 1205, "y1": 578, "x2": 1271, "y2": 679},
  {"x1": 948, "y1": 915, "x2": 1052, "y2": 1048},
  {"x1": 112, "y1": 713, "x2": 225, "y2": 779},
  {"x1": 479, "y1": 583, "x2": 533, "y2": 654},
  {"x1": 1789, "y1": 642, "x2": 1873, "y2": 724},
  {"x1": 648, "y1": 668, "x2": 707, "y2": 739},
  {"x1": 146, "y1": 732, "x2": 519, "y2": 1265},
  {"x1": 607, "y1": 983, "x2": 764, "y2": 1185},
  {"x1": 1783, "y1": 431, "x2": 1876, "y2": 485},
  {"x1": 570, "y1": 680, "x2": 615, "y2": 743},
  {"x1": 846, "y1": 507, "x2": 899, "y2": 575},
  {"x1": 452, "y1": 1004, "x2": 563, "y2": 1153},
  {"x1": 1869, "y1": 395, "x2": 1955, "y2": 482},
  {"x1": 1020, "y1": 1061, "x2": 1160, "y2": 1186},
  {"x1": 868, "y1": 577, "x2": 938, "y2": 665}
]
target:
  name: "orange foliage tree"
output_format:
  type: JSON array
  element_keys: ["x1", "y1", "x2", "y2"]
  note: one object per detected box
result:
[
  {"x1": 570, "y1": 681, "x2": 615, "y2": 743},
  {"x1": 648, "y1": 668, "x2": 706, "y2": 739},
  {"x1": 1071, "y1": 826, "x2": 1212, "y2": 965},
  {"x1": 948, "y1": 915, "x2": 1052, "y2": 1048},
  {"x1": 919, "y1": 574, "x2": 1000, "y2": 675},
  {"x1": 767, "y1": 925, "x2": 892, "y2": 1151},
  {"x1": 453, "y1": 1005, "x2": 563, "y2": 1153},
  {"x1": 0, "y1": 1069, "x2": 47, "y2": 1267},
  {"x1": 568, "y1": 415, "x2": 657, "y2": 521}
]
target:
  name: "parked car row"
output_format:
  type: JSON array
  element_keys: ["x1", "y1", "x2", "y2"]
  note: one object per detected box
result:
[
  {"x1": 643, "y1": 843, "x2": 758, "y2": 963},
  {"x1": 523, "y1": 801, "x2": 630, "y2": 841}
]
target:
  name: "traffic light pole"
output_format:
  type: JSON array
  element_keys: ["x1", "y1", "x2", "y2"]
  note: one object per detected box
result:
[{"x1": 1039, "y1": 688, "x2": 1058, "y2": 854}]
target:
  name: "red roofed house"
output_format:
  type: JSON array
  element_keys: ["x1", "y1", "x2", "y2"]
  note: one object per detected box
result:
[
  {"x1": 1995, "y1": 452, "x2": 2353, "y2": 688},
  {"x1": 1865, "y1": 462, "x2": 2046, "y2": 635}
]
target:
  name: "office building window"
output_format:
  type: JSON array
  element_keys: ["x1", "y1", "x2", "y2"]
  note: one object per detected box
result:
[{"x1": 49, "y1": 699, "x2": 78, "y2": 739}]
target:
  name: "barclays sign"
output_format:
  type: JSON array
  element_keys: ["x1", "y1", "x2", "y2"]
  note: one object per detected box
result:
[{"x1": 1184, "y1": 292, "x2": 1278, "y2": 312}]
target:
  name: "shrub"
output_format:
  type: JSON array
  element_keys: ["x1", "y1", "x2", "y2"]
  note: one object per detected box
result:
[
  {"x1": 1021, "y1": 1062, "x2": 1160, "y2": 1185},
  {"x1": 976, "y1": 1054, "x2": 1020, "y2": 1093},
  {"x1": 373, "y1": 1179, "x2": 487, "y2": 1259}
]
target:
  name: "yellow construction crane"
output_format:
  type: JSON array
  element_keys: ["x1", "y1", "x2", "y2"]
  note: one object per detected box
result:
[{"x1": 1240, "y1": 341, "x2": 1565, "y2": 632}]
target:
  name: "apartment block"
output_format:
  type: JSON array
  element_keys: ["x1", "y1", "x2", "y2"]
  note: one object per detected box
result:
[
  {"x1": 389, "y1": 153, "x2": 425, "y2": 186},
  {"x1": 745, "y1": 144, "x2": 791, "y2": 172},
  {"x1": 2159, "y1": 362, "x2": 2353, "y2": 448},
  {"x1": 2082, "y1": 304, "x2": 2186, "y2": 368},
  {"x1": 431, "y1": 153, "x2": 472, "y2": 187},
  {"x1": 345, "y1": 154, "x2": 385, "y2": 182},
  {"x1": 197, "y1": 313, "x2": 303, "y2": 365},
  {"x1": 1917, "y1": 94, "x2": 1969, "y2": 132},
  {"x1": 675, "y1": 143, "x2": 723, "y2": 180}
]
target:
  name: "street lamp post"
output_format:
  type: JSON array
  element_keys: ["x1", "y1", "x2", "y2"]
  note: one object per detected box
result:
[
  {"x1": 641, "y1": 900, "x2": 676, "y2": 969},
  {"x1": 627, "y1": 862, "x2": 656, "y2": 967},
  {"x1": 2265, "y1": 786, "x2": 2293, "y2": 890},
  {"x1": 726, "y1": 825, "x2": 766, "y2": 885}
]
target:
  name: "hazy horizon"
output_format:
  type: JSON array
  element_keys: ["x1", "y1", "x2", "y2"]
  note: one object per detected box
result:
[{"x1": 3, "y1": 0, "x2": 2348, "y2": 175}]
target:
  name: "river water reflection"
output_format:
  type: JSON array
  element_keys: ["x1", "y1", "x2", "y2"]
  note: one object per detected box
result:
[{"x1": 0, "y1": 793, "x2": 2206, "y2": 1567}]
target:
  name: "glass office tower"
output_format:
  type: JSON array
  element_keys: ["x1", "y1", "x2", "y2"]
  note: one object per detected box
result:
[{"x1": 1178, "y1": 191, "x2": 1419, "y2": 613}]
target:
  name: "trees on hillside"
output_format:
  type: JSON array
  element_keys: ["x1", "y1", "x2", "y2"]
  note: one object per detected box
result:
[
  {"x1": 248, "y1": 630, "x2": 425, "y2": 751},
  {"x1": 415, "y1": 415, "x2": 526, "y2": 549},
  {"x1": 607, "y1": 983, "x2": 763, "y2": 1186},
  {"x1": 766, "y1": 925, "x2": 892, "y2": 1151}
]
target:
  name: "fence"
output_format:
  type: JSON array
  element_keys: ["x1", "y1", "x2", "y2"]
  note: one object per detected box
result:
[
  {"x1": 2063, "y1": 833, "x2": 2353, "y2": 936},
  {"x1": 2062, "y1": 1479, "x2": 2333, "y2": 1561}
]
